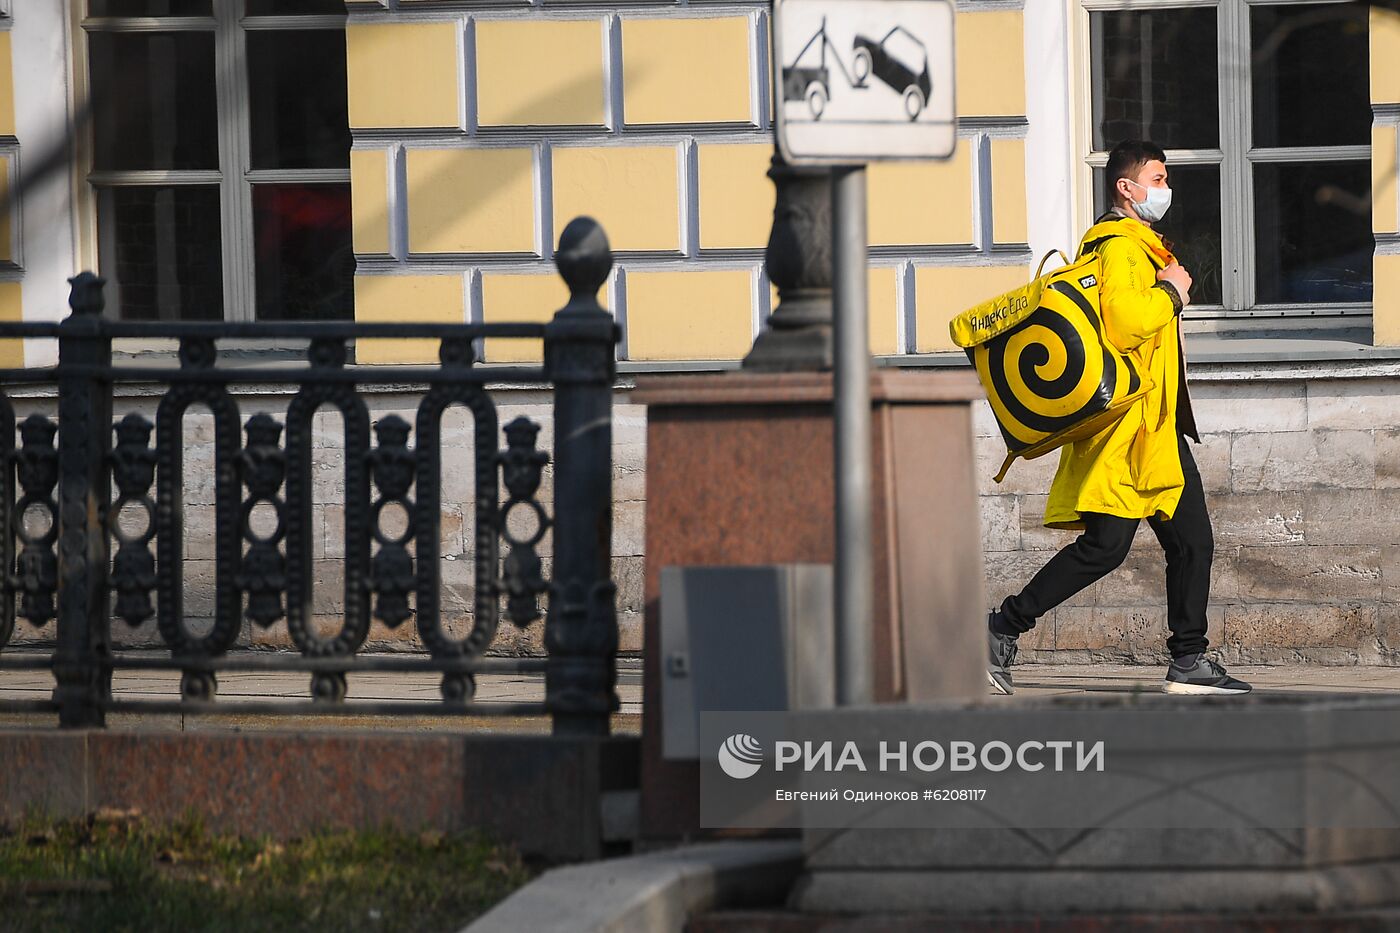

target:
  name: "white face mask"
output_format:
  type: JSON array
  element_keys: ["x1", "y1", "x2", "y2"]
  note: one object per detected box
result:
[{"x1": 1126, "y1": 178, "x2": 1172, "y2": 223}]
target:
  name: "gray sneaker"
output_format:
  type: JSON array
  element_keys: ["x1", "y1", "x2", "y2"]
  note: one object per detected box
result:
[
  {"x1": 987, "y1": 616, "x2": 1018, "y2": 695},
  {"x1": 1163, "y1": 654, "x2": 1251, "y2": 695}
]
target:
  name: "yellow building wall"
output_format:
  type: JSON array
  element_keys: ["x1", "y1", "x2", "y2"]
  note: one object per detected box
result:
[
  {"x1": 354, "y1": 275, "x2": 465, "y2": 364},
  {"x1": 621, "y1": 18, "x2": 753, "y2": 126},
  {"x1": 1377, "y1": 255, "x2": 1400, "y2": 347},
  {"x1": 476, "y1": 20, "x2": 606, "y2": 127},
  {"x1": 346, "y1": 7, "x2": 1030, "y2": 361},
  {"x1": 1375, "y1": 8, "x2": 1400, "y2": 345},
  {"x1": 956, "y1": 11, "x2": 1024, "y2": 118},
  {"x1": 0, "y1": 283, "x2": 21, "y2": 369},
  {"x1": 697, "y1": 143, "x2": 774, "y2": 250},
  {"x1": 627, "y1": 270, "x2": 753, "y2": 360},
  {"x1": 347, "y1": 23, "x2": 461, "y2": 129},
  {"x1": 0, "y1": 154, "x2": 11, "y2": 264},
  {"x1": 0, "y1": 30, "x2": 17, "y2": 366},
  {"x1": 869, "y1": 150, "x2": 974, "y2": 247},
  {"x1": 407, "y1": 148, "x2": 537, "y2": 255},
  {"x1": 552, "y1": 145, "x2": 680, "y2": 253},
  {"x1": 868, "y1": 267, "x2": 901, "y2": 356},
  {"x1": 1372, "y1": 8, "x2": 1400, "y2": 105},
  {"x1": 990, "y1": 139, "x2": 1028, "y2": 245},
  {"x1": 350, "y1": 149, "x2": 390, "y2": 256},
  {"x1": 481, "y1": 273, "x2": 572, "y2": 363},
  {"x1": 914, "y1": 265, "x2": 1031, "y2": 353}
]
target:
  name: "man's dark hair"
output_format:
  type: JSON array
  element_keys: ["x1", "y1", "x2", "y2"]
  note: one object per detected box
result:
[{"x1": 1106, "y1": 140, "x2": 1167, "y2": 203}]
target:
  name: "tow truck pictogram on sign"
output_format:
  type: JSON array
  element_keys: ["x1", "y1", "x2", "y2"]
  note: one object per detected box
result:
[{"x1": 781, "y1": 18, "x2": 870, "y2": 121}]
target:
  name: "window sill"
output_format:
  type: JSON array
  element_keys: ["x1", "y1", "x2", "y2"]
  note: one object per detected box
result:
[
  {"x1": 620, "y1": 333, "x2": 1400, "y2": 386},
  {"x1": 15, "y1": 332, "x2": 1400, "y2": 397},
  {"x1": 875, "y1": 333, "x2": 1400, "y2": 382}
]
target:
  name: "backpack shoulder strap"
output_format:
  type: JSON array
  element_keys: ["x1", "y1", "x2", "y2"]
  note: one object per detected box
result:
[
  {"x1": 1078, "y1": 232, "x2": 1123, "y2": 258},
  {"x1": 1081, "y1": 231, "x2": 1170, "y2": 269}
]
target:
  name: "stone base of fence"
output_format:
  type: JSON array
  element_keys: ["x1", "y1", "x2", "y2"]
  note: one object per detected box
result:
[
  {"x1": 0, "y1": 729, "x2": 639, "y2": 861},
  {"x1": 12, "y1": 362, "x2": 1400, "y2": 668}
]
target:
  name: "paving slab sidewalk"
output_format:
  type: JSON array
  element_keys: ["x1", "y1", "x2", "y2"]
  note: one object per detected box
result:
[
  {"x1": 3, "y1": 657, "x2": 1399, "y2": 732},
  {"x1": 1006, "y1": 662, "x2": 1400, "y2": 698},
  {"x1": 0, "y1": 652, "x2": 643, "y2": 733}
]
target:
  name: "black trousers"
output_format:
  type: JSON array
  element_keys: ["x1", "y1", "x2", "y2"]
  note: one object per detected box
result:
[{"x1": 1000, "y1": 435, "x2": 1213, "y2": 659}]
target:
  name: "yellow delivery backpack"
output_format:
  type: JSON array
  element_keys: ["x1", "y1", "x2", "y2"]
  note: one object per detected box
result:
[{"x1": 949, "y1": 247, "x2": 1153, "y2": 484}]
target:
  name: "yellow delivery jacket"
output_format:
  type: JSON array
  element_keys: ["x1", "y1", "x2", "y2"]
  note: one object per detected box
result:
[{"x1": 1043, "y1": 214, "x2": 1199, "y2": 530}]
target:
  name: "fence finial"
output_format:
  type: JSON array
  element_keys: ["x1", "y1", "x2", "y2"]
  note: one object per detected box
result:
[
  {"x1": 66, "y1": 272, "x2": 107, "y2": 318},
  {"x1": 555, "y1": 217, "x2": 612, "y2": 310}
]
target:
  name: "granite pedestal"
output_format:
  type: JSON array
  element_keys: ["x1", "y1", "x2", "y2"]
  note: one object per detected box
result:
[{"x1": 634, "y1": 370, "x2": 987, "y2": 842}]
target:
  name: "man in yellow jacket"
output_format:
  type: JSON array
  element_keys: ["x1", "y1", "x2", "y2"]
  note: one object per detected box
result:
[{"x1": 987, "y1": 140, "x2": 1251, "y2": 697}]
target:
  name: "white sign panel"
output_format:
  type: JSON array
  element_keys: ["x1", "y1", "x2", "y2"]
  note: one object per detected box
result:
[{"x1": 774, "y1": 0, "x2": 956, "y2": 164}]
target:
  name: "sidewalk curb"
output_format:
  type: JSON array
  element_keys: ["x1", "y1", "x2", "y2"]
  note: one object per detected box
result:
[{"x1": 462, "y1": 840, "x2": 803, "y2": 933}]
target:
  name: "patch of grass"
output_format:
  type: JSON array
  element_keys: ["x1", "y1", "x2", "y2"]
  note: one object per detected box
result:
[{"x1": 0, "y1": 811, "x2": 535, "y2": 933}]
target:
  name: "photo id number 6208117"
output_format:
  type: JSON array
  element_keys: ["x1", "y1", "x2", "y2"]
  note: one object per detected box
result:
[{"x1": 923, "y1": 789, "x2": 988, "y2": 801}]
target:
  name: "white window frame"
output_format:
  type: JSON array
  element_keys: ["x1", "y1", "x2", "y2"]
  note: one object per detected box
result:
[
  {"x1": 76, "y1": 0, "x2": 350, "y2": 322},
  {"x1": 1075, "y1": 0, "x2": 1370, "y2": 319}
]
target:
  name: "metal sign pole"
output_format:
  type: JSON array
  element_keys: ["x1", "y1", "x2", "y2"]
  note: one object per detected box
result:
[
  {"x1": 771, "y1": 0, "x2": 954, "y2": 707},
  {"x1": 832, "y1": 164, "x2": 873, "y2": 706}
]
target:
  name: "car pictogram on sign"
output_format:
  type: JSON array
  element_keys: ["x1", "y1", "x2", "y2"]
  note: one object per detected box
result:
[{"x1": 852, "y1": 26, "x2": 932, "y2": 121}]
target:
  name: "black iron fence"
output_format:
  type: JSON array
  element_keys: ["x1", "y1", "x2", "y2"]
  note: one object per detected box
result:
[{"x1": 0, "y1": 218, "x2": 620, "y2": 736}]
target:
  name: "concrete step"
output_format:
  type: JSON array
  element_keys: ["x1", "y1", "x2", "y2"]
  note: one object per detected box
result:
[{"x1": 689, "y1": 909, "x2": 1400, "y2": 932}]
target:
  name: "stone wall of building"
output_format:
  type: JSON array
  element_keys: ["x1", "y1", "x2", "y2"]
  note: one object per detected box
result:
[
  {"x1": 9, "y1": 360, "x2": 1400, "y2": 666},
  {"x1": 982, "y1": 364, "x2": 1400, "y2": 666}
]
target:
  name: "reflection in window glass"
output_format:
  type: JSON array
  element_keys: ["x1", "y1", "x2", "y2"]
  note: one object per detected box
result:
[
  {"x1": 1251, "y1": 4, "x2": 1369, "y2": 149},
  {"x1": 1092, "y1": 164, "x2": 1223, "y2": 307},
  {"x1": 247, "y1": 31, "x2": 351, "y2": 170},
  {"x1": 252, "y1": 185, "x2": 353, "y2": 321},
  {"x1": 98, "y1": 186, "x2": 223, "y2": 321},
  {"x1": 1254, "y1": 161, "x2": 1372, "y2": 304},
  {"x1": 244, "y1": 0, "x2": 345, "y2": 14},
  {"x1": 1090, "y1": 8, "x2": 1219, "y2": 151},
  {"x1": 90, "y1": 32, "x2": 218, "y2": 171},
  {"x1": 89, "y1": 0, "x2": 210, "y2": 14},
  {"x1": 1152, "y1": 165, "x2": 1225, "y2": 308}
]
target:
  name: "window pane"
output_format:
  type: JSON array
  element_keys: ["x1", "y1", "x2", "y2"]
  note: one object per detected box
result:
[
  {"x1": 1251, "y1": 3, "x2": 1369, "y2": 149},
  {"x1": 253, "y1": 184, "x2": 353, "y2": 321},
  {"x1": 1254, "y1": 161, "x2": 1372, "y2": 304},
  {"x1": 245, "y1": 0, "x2": 345, "y2": 13},
  {"x1": 247, "y1": 30, "x2": 351, "y2": 170},
  {"x1": 1092, "y1": 164, "x2": 1223, "y2": 307},
  {"x1": 1090, "y1": 8, "x2": 1219, "y2": 151},
  {"x1": 90, "y1": 32, "x2": 218, "y2": 171},
  {"x1": 1152, "y1": 165, "x2": 1224, "y2": 307},
  {"x1": 98, "y1": 186, "x2": 223, "y2": 321},
  {"x1": 89, "y1": 0, "x2": 210, "y2": 14}
]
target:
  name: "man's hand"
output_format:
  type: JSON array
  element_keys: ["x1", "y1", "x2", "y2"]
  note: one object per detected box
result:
[{"x1": 1157, "y1": 262, "x2": 1193, "y2": 307}]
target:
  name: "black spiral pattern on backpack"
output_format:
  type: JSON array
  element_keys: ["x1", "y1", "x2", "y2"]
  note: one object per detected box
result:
[{"x1": 979, "y1": 281, "x2": 1139, "y2": 450}]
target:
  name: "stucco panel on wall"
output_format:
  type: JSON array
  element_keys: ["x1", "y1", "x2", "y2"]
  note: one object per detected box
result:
[
  {"x1": 347, "y1": 23, "x2": 460, "y2": 129},
  {"x1": 354, "y1": 274, "x2": 465, "y2": 364}
]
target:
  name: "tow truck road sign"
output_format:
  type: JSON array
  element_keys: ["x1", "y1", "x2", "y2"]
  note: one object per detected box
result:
[{"x1": 774, "y1": 0, "x2": 956, "y2": 164}]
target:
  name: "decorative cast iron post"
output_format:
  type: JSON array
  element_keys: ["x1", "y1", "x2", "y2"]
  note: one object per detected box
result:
[
  {"x1": 742, "y1": 151, "x2": 834, "y2": 371},
  {"x1": 53, "y1": 272, "x2": 112, "y2": 727},
  {"x1": 544, "y1": 217, "x2": 620, "y2": 737}
]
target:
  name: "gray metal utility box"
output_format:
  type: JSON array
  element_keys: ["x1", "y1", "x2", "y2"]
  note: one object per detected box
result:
[{"x1": 659, "y1": 563, "x2": 834, "y2": 760}]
